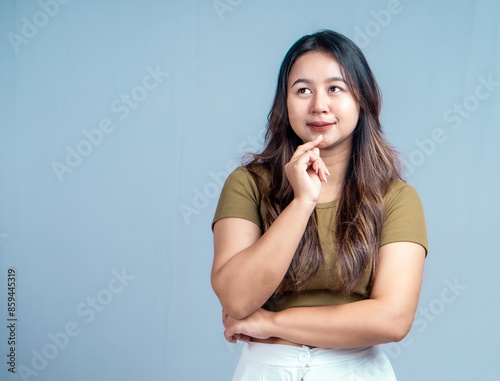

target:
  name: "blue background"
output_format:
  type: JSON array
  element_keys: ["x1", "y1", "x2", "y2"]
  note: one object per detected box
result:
[{"x1": 1, "y1": 0, "x2": 499, "y2": 380}]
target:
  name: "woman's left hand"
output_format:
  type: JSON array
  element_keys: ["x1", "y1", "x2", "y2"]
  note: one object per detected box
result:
[{"x1": 223, "y1": 308, "x2": 275, "y2": 344}]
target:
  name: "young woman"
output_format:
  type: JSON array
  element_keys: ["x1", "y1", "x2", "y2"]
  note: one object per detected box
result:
[{"x1": 211, "y1": 30, "x2": 427, "y2": 380}]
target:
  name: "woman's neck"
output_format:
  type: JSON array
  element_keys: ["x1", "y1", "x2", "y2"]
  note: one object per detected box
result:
[{"x1": 317, "y1": 143, "x2": 351, "y2": 203}]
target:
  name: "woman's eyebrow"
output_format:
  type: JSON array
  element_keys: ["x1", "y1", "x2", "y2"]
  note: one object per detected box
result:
[
  {"x1": 290, "y1": 77, "x2": 345, "y2": 87},
  {"x1": 325, "y1": 76, "x2": 345, "y2": 83}
]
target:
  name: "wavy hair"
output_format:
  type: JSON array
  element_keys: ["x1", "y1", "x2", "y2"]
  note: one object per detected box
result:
[{"x1": 245, "y1": 30, "x2": 402, "y2": 295}]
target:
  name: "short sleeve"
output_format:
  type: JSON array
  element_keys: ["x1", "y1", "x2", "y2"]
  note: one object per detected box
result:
[
  {"x1": 380, "y1": 181, "x2": 428, "y2": 256},
  {"x1": 211, "y1": 167, "x2": 264, "y2": 231}
]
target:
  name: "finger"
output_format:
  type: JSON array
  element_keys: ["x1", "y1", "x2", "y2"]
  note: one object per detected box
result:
[
  {"x1": 319, "y1": 167, "x2": 327, "y2": 183},
  {"x1": 289, "y1": 150, "x2": 328, "y2": 181},
  {"x1": 290, "y1": 135, "x2": 323, "y2": 160},
  {"x1": 314, "y1": 158, "x2": 326, "y2": 182},
  {"x1": 315, "y1": 164, "x2": 327, "y2": 182},
  {"x1": 298, "y1": 151, "x2": 326, "y2": 181},
  {"x1": 317, "y1": 166, "x2": 324, "y2": 182},
  {"x1": 294, "y1": 150, "x2": 322, "y2": 167},
  {"x1": 307, "y1": 154, "x2": 326, "y2": 173},
  {"x1": 311, "y1": 154, "x2": 328, "y2": 177},
  {"x1": 312, "y1": 159, "x2": 319, "y2": 174},
  {"x1": 224, "y1": 330, "x2": 237, "y2": 344},
  {"x1": 238, "y1": 334, "x2": 251, "y2": 342},
  {"x1": 309, "y1": 148, "x2": 325, "y2": 175},
  {"x1": 322, "y1": 162, "x2": 331, "y2": 182},
  {"x1": 313, "y1": 158, "x2": 329, "y2": 182}
]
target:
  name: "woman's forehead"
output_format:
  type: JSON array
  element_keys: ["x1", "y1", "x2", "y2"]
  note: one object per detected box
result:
[{"x1": 288, "y1": 51, "x2": 342, "y2": 81}]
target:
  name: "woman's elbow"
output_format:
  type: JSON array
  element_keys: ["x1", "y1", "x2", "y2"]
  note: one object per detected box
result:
[
  {"x1": 223, "y1": 305, "x2": 253, "y2": 320},
  {"x1": 385, "y1": 313, "x2": 414, "y2": 343},
  {"x1": 388, "y1": 324, "x2": 411, "y2": 343},
  {"x1": 211, "y1": 279, "x2": 255, "y2": 319},
  {"x1": 215, "y1": 295, "x2": 256, "y2": 320}
]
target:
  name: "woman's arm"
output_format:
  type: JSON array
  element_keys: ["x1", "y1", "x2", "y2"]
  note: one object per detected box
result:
[
  {"x1": 211, "y1": 136, "x2": 328, "y2": 320},
  {"x1": 212, "y1": 200, "x2": 315, "y2": 319},
  {"x1": 223, "y1": 241, "x2": 426, "y2": 347}
]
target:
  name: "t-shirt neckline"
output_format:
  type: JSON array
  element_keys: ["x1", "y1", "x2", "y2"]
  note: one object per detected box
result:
[{"x1": 316, "y1": 199, "x2": 338, "y2": 209}]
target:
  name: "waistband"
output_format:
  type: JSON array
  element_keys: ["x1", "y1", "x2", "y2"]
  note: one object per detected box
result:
[{"x1": 242, "y1": 342, "x2": 377, "y2": 367}]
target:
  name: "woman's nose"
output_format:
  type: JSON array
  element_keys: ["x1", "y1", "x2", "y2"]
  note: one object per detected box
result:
[{"x1": 310, "y1": 92, "x2": 330, "y2": 114}]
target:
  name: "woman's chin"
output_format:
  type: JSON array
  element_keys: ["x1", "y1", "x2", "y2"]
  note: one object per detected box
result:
[{"x1": 317, "y1": 140, "x2": 334, "y2": 150}]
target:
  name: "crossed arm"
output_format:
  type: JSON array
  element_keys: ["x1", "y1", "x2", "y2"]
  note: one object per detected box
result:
[{"x1": 212, "y1": 215, "x2": 425, "y2": 349}]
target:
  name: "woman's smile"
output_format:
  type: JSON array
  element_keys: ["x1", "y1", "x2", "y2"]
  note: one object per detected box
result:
[{"x1": 307, "y1": 120, "x2": 336, "y2": 132}]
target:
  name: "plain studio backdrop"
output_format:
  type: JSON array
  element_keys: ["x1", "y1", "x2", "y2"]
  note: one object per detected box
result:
[{"x1": 0, "y1": 0, "x2": 499, "y2": 380}]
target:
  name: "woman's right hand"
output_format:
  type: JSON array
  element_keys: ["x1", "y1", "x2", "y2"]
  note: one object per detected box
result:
[{"x1": 284, "y1": 135, "x2": 330, "y2": 204}]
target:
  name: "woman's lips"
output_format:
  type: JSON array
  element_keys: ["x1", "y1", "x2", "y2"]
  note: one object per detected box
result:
[{"x1": 307, "y1": 122, "x2": 335, "y2": 132}]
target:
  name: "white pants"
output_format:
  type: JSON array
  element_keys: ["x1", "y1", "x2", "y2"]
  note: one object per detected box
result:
[{"x1": 232, "y1": 342, "x2": 397, "y2": 381}]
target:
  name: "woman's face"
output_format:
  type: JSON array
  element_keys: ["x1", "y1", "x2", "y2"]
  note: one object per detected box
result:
[{"x1": 286, "y1": 51, "x2": 360, "y2": 151}]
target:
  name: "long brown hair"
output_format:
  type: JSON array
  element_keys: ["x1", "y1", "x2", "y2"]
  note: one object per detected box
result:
[{"x1": 246, "y1": 30, "x2": 402, "y2": 295}]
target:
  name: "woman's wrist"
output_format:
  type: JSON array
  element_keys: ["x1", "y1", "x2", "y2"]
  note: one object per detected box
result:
[
  {"x1": 289, "y1": 197, "x2": 317, "y2": 215},
  {"x1": 261, "y1": 308, "x2": 280, "y2": 339}
]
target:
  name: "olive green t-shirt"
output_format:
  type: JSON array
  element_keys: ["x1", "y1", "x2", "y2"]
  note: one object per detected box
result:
[{"x1": 212, "y1": 166, "x2": 428, "y2": 312}]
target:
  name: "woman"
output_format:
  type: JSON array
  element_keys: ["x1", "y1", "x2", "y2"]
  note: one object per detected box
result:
[{"x1": 211, "y1": 30, "x2": 427, "y2": 380}]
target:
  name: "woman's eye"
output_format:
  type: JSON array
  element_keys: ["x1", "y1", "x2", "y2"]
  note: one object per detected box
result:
[
  {"x1": 298, "y1": 88, "x2": 312, "y2": 94},
  {"x1": 329, "y1": 86, "x2": 341, "y2": 93}
]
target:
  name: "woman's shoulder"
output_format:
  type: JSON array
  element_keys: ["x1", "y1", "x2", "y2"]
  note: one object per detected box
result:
[
  {"x1": 223, "y1": 164, "x2": 269, "y2": 197},
  {"x1": 229, "y1": 163, "x2": 271, "y2": 185},
  {"x1": 227, "y1": 165, "x2": 251, "y2": 179},
  {"x1": 381, "y1": 178, "x2": 428, "y2": 253},
  {"x1": 383, "y1": 179, "x2": 425, "y2": 212},
  {"x1": 213, "y1": 165, "x2": 268, "y2": 230},
  {"x1": 385, "y1": 179, "x2": 420, "y2": 197}
]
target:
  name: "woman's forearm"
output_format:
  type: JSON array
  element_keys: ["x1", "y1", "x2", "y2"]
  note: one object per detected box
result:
[
  {"x1": 268, "y1": 299, "x2": 413, "y2": 348},
  {"x1": 212, "y1": 198, "x2": 315, "y2": 319}
]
